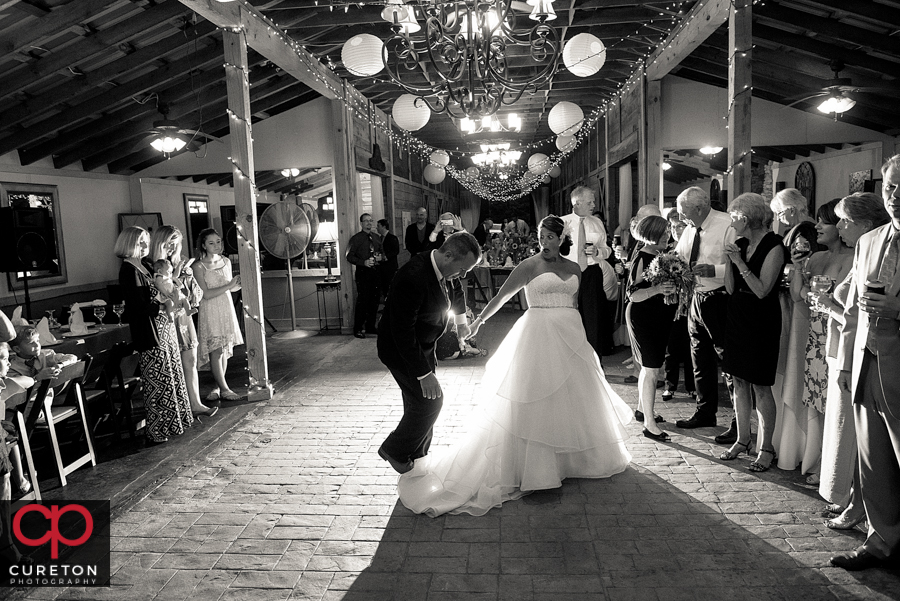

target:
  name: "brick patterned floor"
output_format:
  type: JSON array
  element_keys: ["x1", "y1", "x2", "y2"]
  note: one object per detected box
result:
[{"x1": 13, "y1": 311, "x2": 900, "y2": 601}]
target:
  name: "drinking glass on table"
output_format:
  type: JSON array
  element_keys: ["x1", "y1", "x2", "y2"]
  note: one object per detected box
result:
[
  {"x1": 93, "y1": 305, "x2": 107, "y2": 329},
  {"x1": 112, "y1": 302, "x2": 125, "y2": 325}
]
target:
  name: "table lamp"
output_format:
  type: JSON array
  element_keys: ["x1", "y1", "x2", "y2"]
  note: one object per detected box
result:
[{"x1": 312, "y1": 221, "x2": 339, "y2": 282}]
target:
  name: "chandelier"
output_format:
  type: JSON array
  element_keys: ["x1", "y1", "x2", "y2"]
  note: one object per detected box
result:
[
  {"x1": 460, "y1": 113, "x2": 521, "y2": 135},
  {"x1": 380, "y1": 0, "x2": 561, "y2": 119},
  {"x1": 471, "y1": 143, "x2": 523, "y2": 178}
]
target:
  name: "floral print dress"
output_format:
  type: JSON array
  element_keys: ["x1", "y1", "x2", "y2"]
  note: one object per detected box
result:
[{"x1": 802, "y1": 309, "x2": 828, "y2": 413}]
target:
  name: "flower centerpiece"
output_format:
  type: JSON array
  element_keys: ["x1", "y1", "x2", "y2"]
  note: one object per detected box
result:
[
  {"x1": 487, "y1": 231, "x2": 539, "y2": 267},
  {"x1": 642, "y1": 251, "x2": 694, "y2": 318}
]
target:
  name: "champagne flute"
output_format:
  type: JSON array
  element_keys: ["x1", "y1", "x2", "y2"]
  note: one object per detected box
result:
[
  {"x1": 113, "y1": 302, "x2": 125, "y2": 325},
  {"x1": 93, "y1": 305, "x2": 107, "y2": 329}
]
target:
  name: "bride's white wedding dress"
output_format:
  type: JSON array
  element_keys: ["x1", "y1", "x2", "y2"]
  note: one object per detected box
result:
[{"x1": 398, "y1": 271, "x2": 633, "y2": 517}]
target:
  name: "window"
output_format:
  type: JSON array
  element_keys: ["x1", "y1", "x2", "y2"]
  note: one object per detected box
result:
[{"x1": 0, "y1": 182, "x2": 67, "y2": 288}]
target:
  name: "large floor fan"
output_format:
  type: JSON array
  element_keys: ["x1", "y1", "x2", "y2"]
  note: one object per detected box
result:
[{"x1": 258, "y1": 201, "x2": 313, "y2": 339}]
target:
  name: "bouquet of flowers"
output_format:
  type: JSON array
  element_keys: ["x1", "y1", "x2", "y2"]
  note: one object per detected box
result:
[
  {"x1": 487, "y1": 231, "x2": 539, "y2": 267},
  {"x1": 642, "y1": 251, "x2": 695, "y2": 319}
]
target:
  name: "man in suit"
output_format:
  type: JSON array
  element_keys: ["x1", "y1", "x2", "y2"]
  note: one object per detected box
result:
[
  {"x1": 561, "y1": 186, "x2": 612, "y2": 358},
  {"x1": 472, "y1": 219, "x2": 493, "y2": 247},
  {"x1": 376, "y1": 218, "x2": 400, "y2": 297},
  {"x1": 831, "y1": 155, "x2": 900, "y2": 571},
  {"x1": 377, "y1": 233, "x2": 481, "y2": 473},
  {"x1": 346, "y1": 213, "x2": 383, "y2": 338},
  {"x1": 405, "y1": 207, "x2": 434, "y2": 256},
  {"x1": 674, "y1": 186, "x2": 737, "y2": 430}
]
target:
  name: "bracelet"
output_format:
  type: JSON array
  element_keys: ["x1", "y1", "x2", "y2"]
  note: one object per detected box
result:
[{"x1": 740, "y1": 269, "x2": 751, "y2": 278}]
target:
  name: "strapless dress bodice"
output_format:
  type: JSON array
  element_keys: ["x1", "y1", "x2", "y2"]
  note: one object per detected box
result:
[{"x1": 525, "y1": 272, "x2": 578, "y2": 308}]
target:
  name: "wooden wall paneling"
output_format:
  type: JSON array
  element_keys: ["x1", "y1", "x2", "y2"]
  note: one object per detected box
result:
[
  {"x1": 645, "y1": 78, "x2": 662, "y2": 208},
  {"x1": 223, "y1": 30, "x2": 271, "y2": 401},
  {"x1": 331, "y1": 86, "x2": 361, "y2": 334}
]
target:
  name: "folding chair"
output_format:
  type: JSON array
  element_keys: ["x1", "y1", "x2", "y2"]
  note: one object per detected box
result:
[
  {"x1": 23, "y1": 359, "x2": 97, "y2": 487},
  {"x1": 80, "y1": 351, "x2": 121, "y2": 441},
  {"x1": 106, "y1": 343, "x2": 144, "y2": 439},
  {"x1": 4, "y1": 390, "x2": 39, "y2": 501}
]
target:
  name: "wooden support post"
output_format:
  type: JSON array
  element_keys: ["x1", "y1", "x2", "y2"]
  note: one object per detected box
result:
[
  {"x1": 637, "y1": 72, "x2": 647, "y2": 207},
  {"x1": 331, "y1": 86, "x2": 360, "y2": 334},
  {"x1": 223, "y1": 30, "x2": 272, "y2": 401},
  {"x1": 603, "y1": 114, "x2": 610, "y2": 225},
  {"x1": 646, "y1": 79, "x2": 663, "y2": 209},
  {"x1": 727, "y1": 0, "x2": 752, "y2": 196}
]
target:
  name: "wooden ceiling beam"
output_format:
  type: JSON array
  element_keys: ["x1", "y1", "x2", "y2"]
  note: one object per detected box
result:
[
  {"x1": 0, "y1": 41, "x2": 224, "y2": 158},
  {"x1": 751, "y1": 147, "x2": 792, "y2": 163},
  {"x1": 11, "y1": 0, "x2": 50, "y2": 18},
  {"x1": 0, "y1": 0, "x2": 119, "y2": 56},
  {"x1": 569, "y1": 7, "x2": 662, "y2": 27},
  {"x1": 799, "y1": 0, "x2": 900, "y2": 30},
  {"x1": 645, "y1": 0, "x2": 730, "y2": 80},
  {"x1": 0, "y1": 0, "x2": 190, "y2": 103},
  {"x1": 755, "y1": 3, "x2": 900, "y2": 57},
  {"x1": 578, "y1": 0, "x2": 678, "y2": 8},
  {"x1": 1, "y1": 20, "x2": 220, "y2": 130}
]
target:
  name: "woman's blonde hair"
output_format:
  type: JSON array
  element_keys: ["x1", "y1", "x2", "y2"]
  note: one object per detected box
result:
[
  {"x1": 836, "y1": 192, "x2": 890, "y2": 230},
  {"x1": 771, "y1": 188, "x2": 809, "y2": 216},
  {"x1": 729, "y1": 193, "x2": 771, "y2": 230},
  {"x1": 149, "y1": 225, "x2": 183, "y2": 263},
  {"x1": 114, "y1": 226, "x2": 149, "y2": 259}
]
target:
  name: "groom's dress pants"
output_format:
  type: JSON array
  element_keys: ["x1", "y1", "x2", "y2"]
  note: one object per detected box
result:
[
  {"x1": 688, "y1": 288, "x2": 730, "y2": 419},
  {"x1": 382, "y1": 367, "x2": 444, "y2": 462}
]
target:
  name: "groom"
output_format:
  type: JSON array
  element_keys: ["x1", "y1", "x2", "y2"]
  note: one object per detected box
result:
[{"x1": 377, "y1": 232, "x2": 481, "y2": 473}]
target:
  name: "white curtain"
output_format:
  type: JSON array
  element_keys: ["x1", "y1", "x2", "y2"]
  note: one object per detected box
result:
[
  {"x1": 531, "y1": 187, "x2": 549, "y2": 222},
  {"x1": 459, "y1": 192, "x2": 481, "y2": 232},
  {"x1": 618, "y1": 163, "x2": 632, "y2": 234}
]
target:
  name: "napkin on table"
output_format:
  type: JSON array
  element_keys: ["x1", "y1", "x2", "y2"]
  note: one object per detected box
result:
[
  {"x1": 10, "y1": 306, "x2": 28, "y2": 327},
  {"x1": 35, "y1": 317, "x2": 58, "y2": 345},
  {"x1": 68, "y1": 303, "x2": 89, "y2": 335}
]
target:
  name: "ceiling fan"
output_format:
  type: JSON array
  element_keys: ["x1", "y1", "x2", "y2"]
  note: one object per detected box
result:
[
  {"x1": 783, "y1": 60, "x2": 894, "y2": 115},
  {"x1": 137, "y1": 103, "x2": 221, "y2": 156}
]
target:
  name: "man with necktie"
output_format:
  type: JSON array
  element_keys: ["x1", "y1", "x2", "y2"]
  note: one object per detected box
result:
[
  {"x1": 347, "y1": 213, "x2": 383, "y2": 338},
  {"x1": 831, "y1": 155, "x2": 900, "y2": 571},
  {"x1": 561, "y1": 186, "x2": 612, "y2": 358},
  {"x1": 377, "y1": 233, "x2": 481, "y2": 473},
  {"x1": 674, "y1": 187, "x2": 737, "y2": 429}
]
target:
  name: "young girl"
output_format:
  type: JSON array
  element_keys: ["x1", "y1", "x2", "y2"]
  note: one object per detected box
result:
[
  {"x1": 153, "y1": 258, "x2": 194, "y2": 322},
  {"x1": 192, "y1": 229, "x2": 243, "y2": 402}
]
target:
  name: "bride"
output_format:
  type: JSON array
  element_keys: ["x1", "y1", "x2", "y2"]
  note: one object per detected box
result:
[{"x1": 397, "y1": 215, "x2": 633, "y2": 517}]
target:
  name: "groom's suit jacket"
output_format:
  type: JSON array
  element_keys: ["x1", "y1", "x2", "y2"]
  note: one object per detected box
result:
[
  {"x1": 837, "y1": 223, "x2": 900, "y2": 419},
  {"x1": 378, "y1": 252, "x2": 463, "y2": 378}
]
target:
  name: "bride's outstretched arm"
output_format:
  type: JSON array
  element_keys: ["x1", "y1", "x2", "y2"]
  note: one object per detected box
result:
[{"x1": 466, "y1": 261, "x2": 535, "y2": 338}]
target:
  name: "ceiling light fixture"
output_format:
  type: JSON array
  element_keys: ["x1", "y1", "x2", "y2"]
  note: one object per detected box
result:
[
  {"x1": 379, "y1": 0, "x2": 561, "y2": 119},
  {"x1": 281, "y1": 168, "x2": 301, "y2": 177},
  {"x1": 700, "y1": 146, "x2": 724, "y2": 155},
  {"x1": 460, "y1": 113, "x2": 522, "y2": 135},
  {"x1": 817, "y1": 92, "x2": 856, "y2": 114}
]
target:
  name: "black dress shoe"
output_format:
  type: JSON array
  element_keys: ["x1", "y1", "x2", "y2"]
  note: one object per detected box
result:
[
  {"x1": 634, "y1": 410, "x2": 665, "y2": 423},
  {"x1": 642, "y1": 428, "x2": 671, "y2": 442},
  {"x1": 378, "y1": 447, "x2": 414, "y2": 474},
  {"x1": 354, "y1": 331, "x2": 366, "y2": 339},
  {"x1": 830, "y1": 549, "x2": 887, "y2": 571},
  {"x1": 715, "y1": 426, "x2": 738, "y2": 444},
  {"x1": 675, "y1": 413, "x2": 716, "y2": 429}
]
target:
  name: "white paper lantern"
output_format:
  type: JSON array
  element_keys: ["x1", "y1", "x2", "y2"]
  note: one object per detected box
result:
[
  {"x1": 563, "y1": 33, "x2": 606, "y2": 78},
  {"x1": 392, "y1": 94, "x2": 431, "y2": 131},
  {"x1": 430, "y1": 149, "x2": 450, "y2": 167},
  {"x1": 465, "y1": 166, "x2": 479, "y2": 179},
  {"x1": 549, "y1": 165, "x2": 561, "y2": 178},
  {"x1": 341, "y1": 34, "x2": 384, "y2": 77},
  {"x1": 423, "y1": 164, "x2": 446, "y2": 184},
  {"x1": 556, "y1": 135, "x2": 576, "y2": 152},
  {"x1": 527, "y1": 153, "x2": 548, "y2": 175},
  {"x1": 548, "y1": 101, "x2": 583, "y2": 136},
  {"x1": 541, "y1": 174, "x2": 551, "y2": 184}
]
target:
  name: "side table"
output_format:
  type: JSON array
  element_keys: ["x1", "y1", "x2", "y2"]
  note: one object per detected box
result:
[{"x1": 315, "y1": 280, "x2": 342, "y2": 331}]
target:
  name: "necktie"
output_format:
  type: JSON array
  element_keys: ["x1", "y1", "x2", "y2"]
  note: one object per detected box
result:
[
  {"x1": 577, "y1": 217, "x2": 587, "y2": 271},
  {"x1": 878, "y1": 231, "x2": 900, "y2": 293},
  {"x1": 689, "y1": 226, "x2": 702, "y2": 265}
]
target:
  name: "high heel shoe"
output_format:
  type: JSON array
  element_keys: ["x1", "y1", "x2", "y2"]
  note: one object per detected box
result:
[
  {"x1": 748, "y1": 448, "x2": 776, "y2": 472},
  {"x1": 719, "y1": 439, "x2": 752, "y2": 461},
  {"x1": 825, "y1": 510, "x2": 866, "y2": 530}
]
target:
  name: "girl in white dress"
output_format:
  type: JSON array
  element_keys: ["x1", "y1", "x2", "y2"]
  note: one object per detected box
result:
[
  {"x1": 192, "y1": 228, "x2": 244, "y2": 401},
  {"x1": 397, "y1": 216, "x2": 633, "y2": 517}
]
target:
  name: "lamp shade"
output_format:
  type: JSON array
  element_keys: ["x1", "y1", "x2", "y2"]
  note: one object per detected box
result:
[
  {"x1": 341, "y1": 34, "x2": 384, "y2": 77},
  {"x1": 548, "y1": 101, "x2": 583, "y2": 136},
  {"x1": 392, "y1": 94, "x2": 431, "y2": 131},
  {"x1": 423, "y1": 164, "x2": 446, "y2": 184},
  {"x1": 430, "y1": 149, "x2": 450, "y2": 167},
  {"x1": 312, "y1": 221, "x2": 338, "y2": 244},
  {"x1": 563, "y1": 33, "x2": 606, "y2": 77},
  {"x1": 556, "y1": 135, "x2": 576, "y2": 152},
  {"x1": 527, "y1": 153, "x2": 548, "y2": 175}
]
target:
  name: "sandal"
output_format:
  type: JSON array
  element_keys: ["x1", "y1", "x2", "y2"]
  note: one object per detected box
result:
[
  {"x1": 823, "y1": 503, "x2": 844, "y2": 515},
  {"x1": 15, "y1": 478, "x2": 32, "y2": 497},
  {"x1": 719, "y1": 439, "x2": 753, "y2": 461},
  {"x1": 749, "y1": 448, "x2": 777, "y2": 472},
  {"x1": 220, "y1": 390, "x2": 242, "y2": 401},
  {"x1": 806, "y1": 473, "x2": 820, "y2": 485},
  {"x1": 205, "y1": 390, "x2": 220, "y2": 402},
  {"x1": 825, "y1": 509, "x2": 866, "y2": 530}
]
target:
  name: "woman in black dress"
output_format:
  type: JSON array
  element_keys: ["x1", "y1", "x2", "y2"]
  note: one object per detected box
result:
[
  {"x1": 625, "y1": 215, "x2": 677, "y2": 441},
  {"x1": 115, "y1": 226, "x2": 193, "y2": 444},
  {"x1": 722, "y1": 193, "x2": 786, "y2": 471}
]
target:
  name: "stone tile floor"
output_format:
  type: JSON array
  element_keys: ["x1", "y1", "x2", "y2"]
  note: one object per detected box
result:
[{"x1": 7, "y1": 310, "x2": 900, "y2": 600}]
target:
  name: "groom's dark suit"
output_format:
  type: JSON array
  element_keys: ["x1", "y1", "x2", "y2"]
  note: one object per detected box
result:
[{"x1": 378, "y1": 251, "x2": 464, "y2": 462}]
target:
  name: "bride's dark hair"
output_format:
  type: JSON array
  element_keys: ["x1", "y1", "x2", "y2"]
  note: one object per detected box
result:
[{"x1": 539, "y1": 215, "x2": 572, "y2": 255}]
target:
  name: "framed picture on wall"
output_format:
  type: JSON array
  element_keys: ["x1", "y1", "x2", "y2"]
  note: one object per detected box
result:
[
  {"x1": 0, "y1": 181, "x2": 68, "y2": 288},
  {"x1": 118, "y1": 212, "x2": 163, "y2": 235},
  {"x1": 849, "y1": 169, "x2": 872, "y2": 194}
]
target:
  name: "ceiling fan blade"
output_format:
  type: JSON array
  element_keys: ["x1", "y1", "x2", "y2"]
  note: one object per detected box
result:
[
  {"x1": 177, "y1": 129, "x2": 223, "y2": 143},
  {"x1": 848, "y1": 86, "x2": 900, "y2": 95},
  {"x1": 783, "y1": 92, "x2": 828, "y2": 108}
]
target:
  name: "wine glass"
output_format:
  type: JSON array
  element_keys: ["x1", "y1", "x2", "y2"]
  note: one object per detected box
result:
[
  {"x1": 808, "y1": 275, "x2": 833, "y2": 313},
  {"x1": 93, "y1": 305, "x2": 107, "y2": 329},
  {"x1": 112, "y1": 302, "x2": 125, "y2": 325}
]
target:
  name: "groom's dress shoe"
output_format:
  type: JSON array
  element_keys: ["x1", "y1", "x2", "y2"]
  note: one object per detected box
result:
[
  {"x1": 676, "y1": 413, "x2": 716, "y2": 429},
  {"x1": 830, "y1": 548, "x2": 889, "y2": 571},
  {"x1": 378, "y1": 447, "x2": 414, "y2": 474}
]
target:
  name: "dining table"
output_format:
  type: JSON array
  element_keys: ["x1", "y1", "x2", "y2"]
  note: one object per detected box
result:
[{"x1": 48, "y1": 323, "x2": 132, "y2": 359}]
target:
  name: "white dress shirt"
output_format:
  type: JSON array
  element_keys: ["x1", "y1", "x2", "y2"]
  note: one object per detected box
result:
[
  {"x1": 562, "y1": 213, "x2": 611, "y2": 270},
  {"x1": 674, "y1": 208, "x2": 736, "y2": 292}
]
